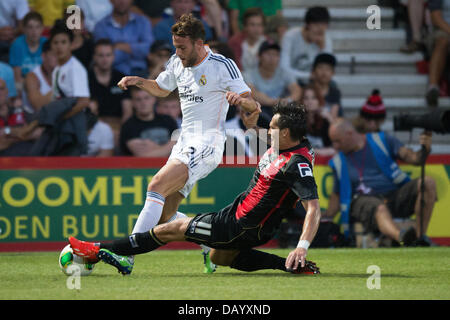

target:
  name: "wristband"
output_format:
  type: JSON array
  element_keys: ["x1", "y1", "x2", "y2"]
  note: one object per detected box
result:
[{"x1": 297, "y1": 239, "x2": 310, "y2": 250}]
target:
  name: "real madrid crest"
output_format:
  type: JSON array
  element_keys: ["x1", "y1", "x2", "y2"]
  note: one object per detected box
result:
[{"x1": 199, "y1": 74, "x2": 207, "y2": 86}]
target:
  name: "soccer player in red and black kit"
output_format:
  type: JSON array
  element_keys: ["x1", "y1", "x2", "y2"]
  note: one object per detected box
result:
[{"x1": 69, "y1": 102, "x2": 321, "y2": 275}]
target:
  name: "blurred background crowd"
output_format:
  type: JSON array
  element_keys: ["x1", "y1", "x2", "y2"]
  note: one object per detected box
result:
[{"x1": 0, "y1": 0, "x2": 447, "y2": 158}]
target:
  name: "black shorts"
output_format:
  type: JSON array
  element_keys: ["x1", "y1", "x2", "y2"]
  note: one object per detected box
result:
[
  {"x1": 184, "y1": 204, "x2": 272, "y2": 250},
  {"x1": 350, "y1": 179, "x2": 419, "y2": 233}
]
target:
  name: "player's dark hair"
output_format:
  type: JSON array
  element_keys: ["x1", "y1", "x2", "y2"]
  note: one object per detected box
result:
[
  {"x1": 171, "y1": 14, "x2": 205, "y2": 41},
  {"x1": 49, "y1": 19, "x2": 74, "y2": 43},
  {"x1": 273, "y1": 102, "x2": 308, "y2": 142},
  {"x1": 242, "y1": 7, "x2": 266, "y2": 26},
  {"x1": 305, "y1": 6, "x2": 330, "y2": 25}
]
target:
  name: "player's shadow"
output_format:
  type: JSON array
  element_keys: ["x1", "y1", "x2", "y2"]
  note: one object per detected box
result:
[
  {"x1": 161, "y1": 273, "x2": 304, "y2": 278},
  {"x1": 317, "y1": 273, "x2": 413, "y2": 279},
  {"x1": 166, "y1": 272, "x2": 413, "y2": 278}
]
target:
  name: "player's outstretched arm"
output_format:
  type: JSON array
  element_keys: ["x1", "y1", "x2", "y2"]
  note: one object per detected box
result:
[
  {"x1": 240, "y1": 107, "x2": 260, "y2": 130},
  {"x1": 239, "y1": 105, "x2": 270, "y2": 145},
  {"x1": 285, "y1": 199, "x2": 321, "y2": 270},
  {"x1": 118, "y1": 76, "x2": 171, "y2": 97},
  {"x1": 226, "y1": 91, "x2": 260, "y2": 113}
]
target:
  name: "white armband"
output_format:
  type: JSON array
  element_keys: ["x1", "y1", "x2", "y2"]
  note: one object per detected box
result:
[{"x1": 297, "y1": 240, "x2": 310, "y2": 250}]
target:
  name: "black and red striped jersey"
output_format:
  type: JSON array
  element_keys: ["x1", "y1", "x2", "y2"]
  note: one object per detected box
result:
[{"x1": 233, "y1": 140, "x2": 319, "y2": 231}]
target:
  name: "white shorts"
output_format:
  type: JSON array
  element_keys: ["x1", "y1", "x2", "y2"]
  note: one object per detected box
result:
[{"x1": 168, "y1": 135, "x2": 224, "y2": 197}]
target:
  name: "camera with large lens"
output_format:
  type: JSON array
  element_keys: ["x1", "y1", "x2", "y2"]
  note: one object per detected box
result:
[{"x1": 393, "y1": 108, "x2": 450, "y2": 134}]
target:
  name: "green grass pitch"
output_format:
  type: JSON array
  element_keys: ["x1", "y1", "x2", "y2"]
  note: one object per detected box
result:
[{"x1": 1, "y1": 247, "x2": 449, "y2": 300}]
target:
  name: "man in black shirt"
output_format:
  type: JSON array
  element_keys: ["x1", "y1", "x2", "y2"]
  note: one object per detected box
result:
[
  {"x1": 70, "y1": 102, "x2": 321, "y2": 275},
  {"x1": 88, "y1": 39, "x2": 132, "y2": 133},
  {"x1": 120, "y1": 86, "x2": 178, "y2": 157}
]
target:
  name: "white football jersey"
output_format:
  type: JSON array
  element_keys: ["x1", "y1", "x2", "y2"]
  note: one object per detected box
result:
[{"x1": 155, "y1": 47, "x2": 250, "y2": 143}]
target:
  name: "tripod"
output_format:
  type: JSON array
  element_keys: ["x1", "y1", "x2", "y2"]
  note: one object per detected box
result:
[{"x1": 418, "y1": 143, "x2": 429, "y2": 240}]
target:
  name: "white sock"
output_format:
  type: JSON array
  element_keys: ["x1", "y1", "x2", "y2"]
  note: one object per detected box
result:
[
  {"x1": 132, "y1": 191, "x2": 165, "y2": 234},
  {"x1": 167, "y1": 211, "x2": 188, "y2": 222}
]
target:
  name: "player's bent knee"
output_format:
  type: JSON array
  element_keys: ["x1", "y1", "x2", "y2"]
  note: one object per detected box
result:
[
  {"x1": 148, "y1": 174, "x2": 165, "y2": 192},
  {"x1": 209, "y1": 249, "x2": 239, "y2": 266},
  {"x1": 209, "y1": 249, "x2": 225, "y2": 266}
]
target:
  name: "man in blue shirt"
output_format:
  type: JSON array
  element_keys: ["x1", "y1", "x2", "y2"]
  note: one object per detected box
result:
[
  {"x1": 324, "y1": 118, "x2": 437, "y2": 247},
  {"x1": 94, "y1": 0, "x2": 154, "y2": 76},
  {"x1": 9, "y1": 12, "x2": 46, "y2": 90},
  {"x1": 153, "y1": 0, "x2": 213, "y2": 49}
]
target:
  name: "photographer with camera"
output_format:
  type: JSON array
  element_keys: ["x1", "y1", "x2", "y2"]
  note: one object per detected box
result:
[{"x1": 323, "y1": 118, "x2": 437, "y2": 247}]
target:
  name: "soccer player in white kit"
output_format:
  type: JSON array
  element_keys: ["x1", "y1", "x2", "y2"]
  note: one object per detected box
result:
[{"x1": 115, "y1": 14, "x2": 260, "y2": 273}]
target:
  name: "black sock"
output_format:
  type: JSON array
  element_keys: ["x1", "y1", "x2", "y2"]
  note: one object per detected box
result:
[
  {"x1": 230, "y1": 249, "x2": 286, "y2": 272},
  {"x1": 100, "y1": 229, "x2": 166, "y2": 255}
]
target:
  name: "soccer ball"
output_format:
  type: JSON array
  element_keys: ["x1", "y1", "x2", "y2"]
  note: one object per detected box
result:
[{"x1": 58, "y1": 244, "x2": 95, "y2": 276}]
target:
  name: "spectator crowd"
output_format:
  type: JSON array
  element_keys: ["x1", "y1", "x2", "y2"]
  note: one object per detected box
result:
[
  {"x1": 0, "y1": 0, "x2": 444, "y2": 248},
  {"x1": 0, "y1": 0, "x2": 343, "y2": 158}
]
